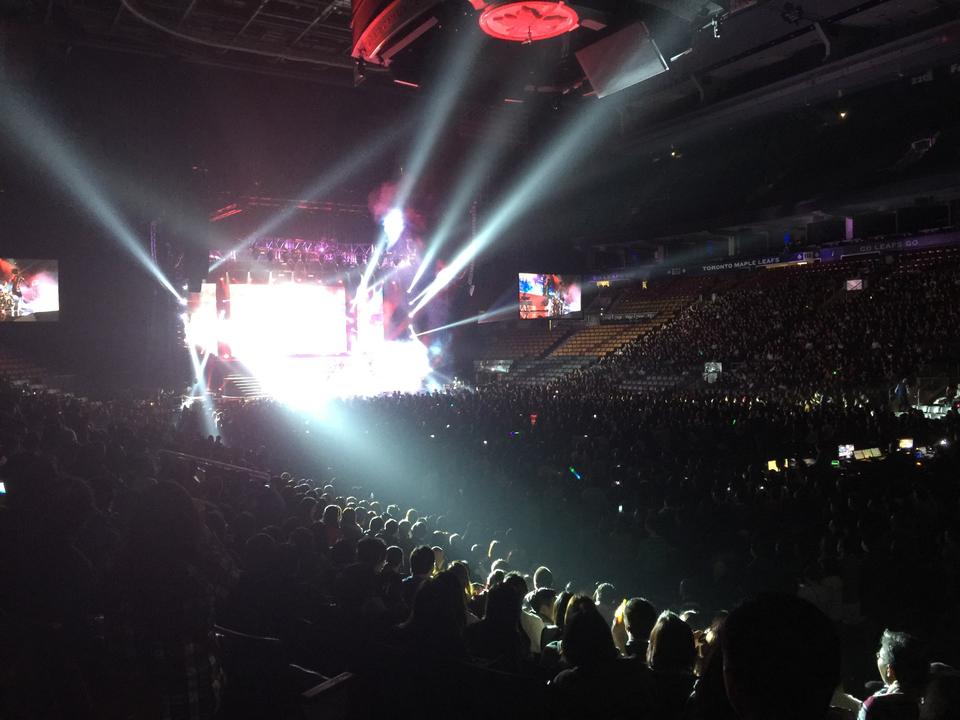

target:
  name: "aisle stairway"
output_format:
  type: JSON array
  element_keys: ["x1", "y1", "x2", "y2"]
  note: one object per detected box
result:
[{"x1": 222, "y1": 373, "x2": 267, "y2": 399}]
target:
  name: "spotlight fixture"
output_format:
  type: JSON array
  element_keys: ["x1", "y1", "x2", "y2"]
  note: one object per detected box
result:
[
  {"x1": 838, "y1": 110, "x2": 848, "y2": 120},
  {"x1": 468, "y1": 1, "x2": 579, "y2": 43}
]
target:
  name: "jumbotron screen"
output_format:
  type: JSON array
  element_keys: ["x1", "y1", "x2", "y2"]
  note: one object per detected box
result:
[
  {"x1": 0, "y1": 258, "x2": 59, "y2": 322},
  {"x1": 518, "y1": 273, "x2": 582, "y2": 319}
]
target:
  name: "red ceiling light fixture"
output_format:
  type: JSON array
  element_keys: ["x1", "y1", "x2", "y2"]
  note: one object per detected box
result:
[{"x1": 468, "y1": 1, "x2": 579, "y2": 43}]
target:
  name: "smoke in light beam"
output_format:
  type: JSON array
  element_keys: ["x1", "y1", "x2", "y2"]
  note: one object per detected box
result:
[
  {"x1": 414, "y1": 305, "x2": 517, "y2": 336},
  {"x1": 409, "y1": 100, "x2": 620, "y2": 317},
  {"x1": 209, "y1": 122, "x2": 410, "y2": 273},
  {"x1": 185, "y1": 347, "x2": 219, "y2": 438},
  {"x1": 0, "y1": 81, "x2": 183, "y2": 301},
  {"x1": 409, "y1": 283, "x2": 430, "y2": 306},
  {"x1": 407, "y1": 105, "x2": 520, "y2": 294},
  {"x1": 357, "y1": 231, "x2": 389, "y2": 297},
  {"x1": 392, "y1": 27, "x2": 486, "y2": 211}
]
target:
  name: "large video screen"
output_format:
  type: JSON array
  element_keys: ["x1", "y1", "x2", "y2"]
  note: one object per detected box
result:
[
  {"x1": 0, "y1": 259, "x2": 59, "y2": 322},
  {"x1": 518, "y1": 273, "x2": 581, "y2": 319},
  {"x1": 227, "y1": 283, "x2": 347, "y2": 358},
  {"x1": 353, "y1": 285, "x2": 384, "y2": 352},
  {"x1": 185, "y1": 282, "x2": 220, "y2": 354}
]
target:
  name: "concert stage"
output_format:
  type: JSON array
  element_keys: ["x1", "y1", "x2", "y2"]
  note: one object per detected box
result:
[{"x1": 183, "y1": 267, "x2": 446, "y2": 407}]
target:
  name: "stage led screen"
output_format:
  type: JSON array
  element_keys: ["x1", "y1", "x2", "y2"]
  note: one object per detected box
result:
[
  {"x1": 184, "y1": 282, "x2": 220, "y2": 354},
  {"x1": 354, "y1": 285, "x2": 384, "y2": 351},
  {"x1": 227, "y1": 283, "x2": 348, "y2": 357},
  {"x1": 518, "y1": 273, "x2": 582, "y2": 319},
  {"x1": 0, "y1": 258, "x2": 59, "y2": 322}
]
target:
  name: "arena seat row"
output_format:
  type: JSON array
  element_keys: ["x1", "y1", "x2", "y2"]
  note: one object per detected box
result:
[
  {"x1": 551, "y1": 323, "x2": 651, "y2": 357},
  {"x1": 510, "y1": 355, "x2": 595, "y2": 385},
  {"x1": 621, "y1": 374, "x2": 686, "y2": 393},
  {"x1": 607, "y1": 293, "x2": 689, "y2": 316},
  {"x1": 0, "y1": 349, "x2": 43, "y2": 383},
  {"x1": 476, "y1": 327, "x2": 567, "y2": 360}
]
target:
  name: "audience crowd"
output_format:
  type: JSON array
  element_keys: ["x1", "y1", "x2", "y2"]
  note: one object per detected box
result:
[{"x1": 1, "y1": 251, "x2": 959, "y2": 719}]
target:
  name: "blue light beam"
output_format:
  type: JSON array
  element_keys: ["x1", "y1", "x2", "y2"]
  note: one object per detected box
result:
[
  {"x1": 186, "y1": 347, "x2": 219, "y2": 438},
  {"x1": 209, "y1": 121, "x2": 411, "y2": 272},
  {"x1": 407, "y1": 105, "x2": 520, "y2": 294},
  {"x1": 409, "y1": 100, "x2": 620, "y2": 317},
  {"x1": 392, "y1": 28, "x2": 486, "y2": 211},
  {"x1": 413, "y1": 304, "x2": 518, "y2": 336},
  {"x1": 0, "y1": 81, "x2": 183, "y2": 301}
]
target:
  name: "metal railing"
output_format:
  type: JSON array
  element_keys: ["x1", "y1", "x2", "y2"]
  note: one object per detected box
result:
[{"x1": 159, "y1": 449, "x2": 270, "y2": 481}]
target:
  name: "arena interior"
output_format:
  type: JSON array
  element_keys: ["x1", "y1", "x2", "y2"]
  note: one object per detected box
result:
[{"x1": 2, "y1": 1, "x2": 960, "y2": 718}]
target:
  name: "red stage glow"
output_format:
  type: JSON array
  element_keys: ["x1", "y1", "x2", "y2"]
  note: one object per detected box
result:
[
  {"x1": 209, "y1": 204, "x2": 243, "y2": 222},
  {"x1": 477, "y1": 2, "x2": 579, "y2": 43}
]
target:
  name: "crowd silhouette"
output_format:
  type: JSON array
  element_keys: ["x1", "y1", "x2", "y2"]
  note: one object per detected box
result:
[{"x1": 2, "y1": 251, "x2": 959, "y2": 719}]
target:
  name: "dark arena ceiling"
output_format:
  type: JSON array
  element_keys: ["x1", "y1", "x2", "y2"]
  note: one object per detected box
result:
[
  {"x1": 2, "y1": 0, "x2": 959, "y2": 256},
  {"x1": 6, "y1": 0, "x2": 958, "y2": 109}
]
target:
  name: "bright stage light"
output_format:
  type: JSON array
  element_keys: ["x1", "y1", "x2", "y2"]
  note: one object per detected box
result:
[
  {"x1": 190, "y1": 278, "x2": 433, "y2": 409},
  {"x1": 238, "y1": 340, "x2": 433, "y2": 411},
  {"x1": 229, "y1": 283, "x2": 348, "y2": 357},
  {"x1": 0, "y1": 80, "x2": 182, "y2": 301},
  {"x1": 383, "y1": 208, "x2": 405, "y2": 248},
  {"x1": 410, "y1": 99, "x2": 620, "y2": 317}
]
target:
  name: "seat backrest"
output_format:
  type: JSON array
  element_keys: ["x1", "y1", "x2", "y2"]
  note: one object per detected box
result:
[
  {"x1": 357, "y1": 642, "x2": 548, "y2": 720},
  {"x1": 863, "y1": 693, "x2": 919, "y2": 720},
  {"x1": 300, "y1": 672, "x2": 356, "y2": 720},
  {"x1": 215, "y1": 625, "x2": 291, "y2": 719}
]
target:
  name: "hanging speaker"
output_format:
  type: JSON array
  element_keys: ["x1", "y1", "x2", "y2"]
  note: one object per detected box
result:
[{"x1": 575, "y1": 23, "x2": 668, "y2": 99}]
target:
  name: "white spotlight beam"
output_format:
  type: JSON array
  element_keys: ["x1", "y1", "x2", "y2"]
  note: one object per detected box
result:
[
  {"x1": 414, "y1": 304, "x2": 517, "y2": 336},
  {"x1": 357, "y1": 231, "x2": 389, "y2": 295},
  {"x1": 186, "y1": 347, "x2": 219, "y2": 438},
  {"x1": 209, "y1": 121, "x2": 411, "y2": 273},
  {"x1": 392, "y1": 29, "x2": 486, "y2": 211},
  {"x1": 409, "y1": 283, "x2": 431, "y2": 306},
  {"x1": 410, "y1": 101, "x2": 620, "y2": 317},
  {"x1": 0, "y1": 82, "x2": 183, "y2": 301},
  {"x1": 361, "y1": 263, "x2": 405, "y2": 294},
  {"x1": 407, "y1": 105, "x2": 520, "y2": 294}
]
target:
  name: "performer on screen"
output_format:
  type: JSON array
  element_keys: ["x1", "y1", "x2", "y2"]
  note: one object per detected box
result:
[
  {"x1": 10, "y1": 268, "x2": 27, "y2": 317},
  {"x1": 548, "y1": 276, "x2": 566, "y2": 317}
]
